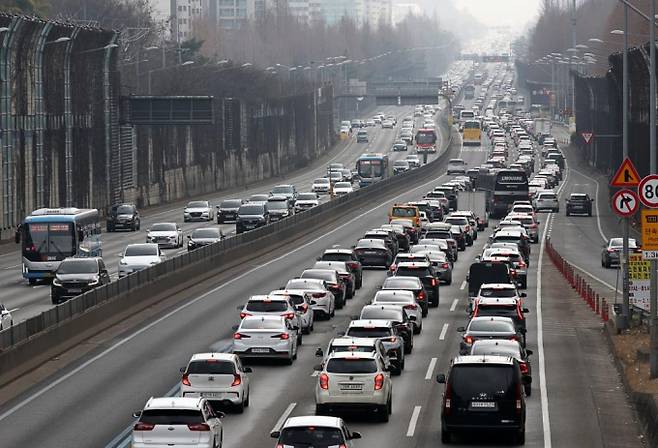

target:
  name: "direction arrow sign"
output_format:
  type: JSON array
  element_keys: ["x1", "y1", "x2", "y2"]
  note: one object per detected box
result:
[
  {"x1": 639, "y1": 175, "x2": 658, "y2": 208},
  {"x1": 612, "y1": 189, "x2": 639, "y2": 217},
  {"x1": 581, "y1": 131, "x2": 594, "y2": 144},
  {"x1": 610, "y1": 157, "x2": 641, "y2": 187}
]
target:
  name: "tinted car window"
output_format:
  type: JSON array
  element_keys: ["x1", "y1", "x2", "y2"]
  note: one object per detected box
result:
[
  {"x1": 383, "y1": 278, "x2": 421, "y2": 289},
  {"x1": 361, "y1": 308, "x2": 403, "y2": 321},
  {"x1": 301, "y1": 270, "x2": 336, "y2": 282},
  {"x1": 395, "y1": 267, "x2": 431, "y2": 277},
  {"x1": 57, "y1": 259, "x2": 98, "y2": 274},
  {"x1": 346, "y1": 327, "x2": 391, "y2": 338},
  {"x1": 245, "y1": 300, "x2": 288, "y2": 312},
  {"x1": 471, "y1": 345, "x2": 521, "y2": 358},
  {"x1": 469, "y1": 320, "x2": 515, "y2": 332},
  {"x1": 139, "y1": 409, "x2": 204, "y2": 425},
  {"x1": 187, "y1": 201, "x2": 208, "y2": 208},
  {"x1": 191, "y1": 229, "x2": 221, "y2": 239},
  {"x1": 451, "y1": 365, "x2": 515, "y2": 399},
  {"x1": 326, "y1": 358, "x2": 378, "y2": 373},
  {"x1": 267, "y1": 201, "x2": 288, "y2": 210},
  {"x1": 240, "y1": 319, "x2": 283, "y2": 330},
  {"x1": 479, "y1": 288, "x2": 517, "y2": 298},
  {"x1": 239, "y1": 205, "x2": 265, "y2": 215},
  {"x1": 476, "y1": 305, "x2": 518, "y2": 319},
  {"x1": 151, "y1": 223, "x2": 176, "y2": 231},
  {"x1": 124, "y1": 245, "x2": 158, "y2": 256},
  {"x1": 186, "y1": 360, "x2": 235, "y2": 375},
  {"x1": 279, "y1": 427, "x2": 344, "y2": 447},
  {"x1": 114, "y1": 205, "x2": 134, "y2": 214},
  {"x1": 322, "y1": 253, "x2": 353, "y2": 262},
  {"x1": 297, "y1": 193, "x2": 317, "y2": 200},
  {"x1": 285, "y1": 279, "x2": 324, "y2": 290},
  {"x1": 221, "y1": 200, "x2": 242, "y2": 208}
]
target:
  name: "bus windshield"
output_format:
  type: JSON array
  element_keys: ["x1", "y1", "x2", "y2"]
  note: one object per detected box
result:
[{"x1": 23, "y1": 223, "x2": 76, "y2": 261}]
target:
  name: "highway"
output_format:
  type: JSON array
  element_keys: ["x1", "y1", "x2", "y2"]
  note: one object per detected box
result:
[{"x1": 0, "y1": 102, "x2": 445, "y2": 325}]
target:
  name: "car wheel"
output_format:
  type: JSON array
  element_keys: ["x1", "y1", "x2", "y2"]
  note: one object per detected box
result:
[
  {"x1": 235, "y1": 399, "x2": 245, "y2": 414},
  {"x1": 297, "y1": 333, "x2": 303, "y2": 346},
  {"x1": 379, "y1": 403, "x2": 390, "y2": 422},
  {"x1": 406, "y1": 342, "x2": 413, "y2": 353},
  {"x1": 315, "y1": 404, "x2": 328, "y2": 415},
  {"x1": 441, "y1": 428, "x2": 452, "y2": 444},
  {"x1": 566, "y1": 210, "x2": 570, "y2": 216},
  {"x1": 310, "y1": 321, "x2": 314, "y2": 332},
  {"x1": 330, "y1": 308, "x2": 335, "y2": 318},
  {"x1": 422, "y1": 309, "x2": 428, "y2": 318},
  {"x1": 521, "y1": 279, "x2": 527, "y2": 289},
  {"x1": 393, "y1": 364, "x2": 402, "y2": 376},
  {"x1": 524, "y1": 384, "x2": 532, "y2": 397},
  {"x1": 446, "y1": 276, "x2": 452, "y2": 285},
  {"x1": 244, "y1": 390, "x2": 250, "y2": 407},
  {"x1": 414, "y1": 324, "x2": 421, "y2": 335},
  {"x1": 106, "y1": 225, "x2": 113, "y2": 233},
  {"x1": 515, "y1": 428, "x2": 526, "y2": 445},
  {"x1": 28, "y1": 278, "x2": 37, "y2": 286},
  {"x1": 285, "y1": 353, "x2": 294, "y2": 365},
  {"x1": 588, "y1": 211, "x2": 592, "y2": 217}
]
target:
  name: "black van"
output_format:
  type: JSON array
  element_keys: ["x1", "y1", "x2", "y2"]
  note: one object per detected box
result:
[
  {"x1": 437, "y1": 355, "x2": 527, "y2": 444},
  {"x1": 467, "y1": 261, "x2": 511, "y2": 298}
]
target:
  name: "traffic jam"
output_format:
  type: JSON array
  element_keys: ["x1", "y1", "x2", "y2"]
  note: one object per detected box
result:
[{"x1": 125, "y1": 63, "x2": 565, "y2": 447}]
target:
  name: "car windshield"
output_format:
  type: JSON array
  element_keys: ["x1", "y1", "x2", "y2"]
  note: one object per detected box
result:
[
  {"x1": 187, "y1": 201, "x2": 207, "y2": 208},
  {"x1": 335, "y1": 182, "x2": 351, "y2": 189},
  {"x1": 151, "y1": 223, "x2": 176, "y2": 232},
  {"x1": 245, "y1": 300, "x2": 288, "y2": 312},
  {"x1": 383, "y1": 278, "x2": 421, "y2": 289},
  {"x1": 394, "y1": 162, "x2": 409, "y2": 167},
  {"x1": 346, "y1": 327, "x2": 391, "y2": 338},
  {"x1": 114, "y1": 205, "x2": 134, "y2": 214},
  {"x1": 469, "y1": 320, "x2": 514, "y2": 332},
  {"x1": 191, "y1": 229, "x2": 220, "y2": 239},
  {"x1": 124, "y1": 245, "x2": 158, "y2": 257},
  {"x1": 186, "y1": 360, "x2": 235, "y2": 375},
  {"x1": 326, "y1": 358, "x2": 378, "y2": 374},
  {"x1": 314, "y1": 179, "x2": 330, "y2": 185},
  {"x1": 297, "y1": 193, "x2": 317, "y2": 200},
  {"x1": 239, "y1": 205, "x2": 264, "y2": 215},
  {"x1": 240, "y1": 318, "x2": 283, "y2": 330},
  {"x1": 138, "y1": 410, "x2": 204, "y2": 426},
  {"x1": 221, "y1": 200, "x2": 242, "y2": 208},
  {"x1": 451, "y1": 365, "x2": 515, "y2": 399},
  {"x1": 392, "y1": 207, "x2": 417, "y2": 217},
  {"x1": 57, "y1": 259, "x2": 98, "y2": 274},
  {"x1": 272, "y1": 186, "x2": 292, "y2": 194},
  {"x1": 279, "y1": 427, "x2": 345, "y2": 447},
  {"x1": 267, "y1": 201, "x2": 288, "y2": 210}
]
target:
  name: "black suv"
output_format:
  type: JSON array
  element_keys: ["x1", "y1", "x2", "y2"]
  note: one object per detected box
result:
[
  {"x1": 236, "y1": 203, "x2": 270, "y2": 234},
  {"x1": 51, "y1": 257, "x2": 111, "y2": 304},
  {"x1": 437, "y1": 355, "x2": 528, "y2": 444},
  {"x1": 318, "y1": 248, "x2": 363, "y2": 289},
  {"x1": 393, "y1": 261, "x2": 440, "y2": 307},
  {"x1": 216, "y1": 198, "x2": 244, "y2": 223},
  {"x1": 565, "y1": 193, "x2": 593, "y2": 216},
  {"x1": 106, "y1": 203, "x2": 140, "y2": 232}
]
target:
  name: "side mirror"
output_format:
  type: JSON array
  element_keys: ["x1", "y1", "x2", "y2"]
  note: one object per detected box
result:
[
  {"x1": 270, "y1": 431, "x2": 281, "y2": 439},
  {"x1": 313, "y1": 364, "x2": 323, "y2": 371},
  {"x1": 310, "y1": 300, "x2": 317, "y2": 305},
  {"x1": 350, "y1": 431, "x2": 363, "y2": 440},
  {"x1": 456, "y1": 326, "x2": 466, "y2": 332},
  {"x1": 231, "y1": 325, "x2": 239, "y2": 331},
  {"x1": 315, "y1": 347, "x2": 324, "y2": 357},
  {"x1": 132, "y1": 411, "x2": 142, "y2": 418},
  {"x1": 523, "y1": 307, "x2": 530, "y2": 313},
  {"x1": 215, "y1": 411, "x2": 226, "y2": 419},
  {"x1": 520, "y1": 293, "x2": 527, "y2": 298},
  {"x1": 336, "y1": 331, "x2": 345, "y2": 337},
  {"x1": 179, "y1": 367, "x2": 186, "y2": 374},
  {"x1": 243, "y1": 367, "x2": 253, "y2": 373},
  {"x1": 216, "y1": 205, "x2": 221, "y2": 208},
  {"x1": 436, "y1": 373, "x2": 446, "y2": 384},
  {"x1": 522, "y1": 375, "x2": 532, "y2": 385},
  {"x1": 236, "y1": 305, "x2": 244, "y2": 311},
  {"x1": 187, "y1": 235, "x2": 191, "y2": 239},
  {"x1": 350, "y1": 315, "x2": 360, "y2": 320}
]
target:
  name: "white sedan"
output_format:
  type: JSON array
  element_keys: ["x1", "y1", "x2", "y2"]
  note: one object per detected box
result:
[
  {"x1": 333, "y1": 182, "x2": 354, "y2": 196},
  {"x1": 118, "y1": 243, "x2": 166, "y2": 277},
  {"x1": 146, "y1": 222, "x2": 183, "y2": 248},
  {"x1": 184, "y1": 200, "x2": 214, "y2": 222},
  {"x1": 312, "y1": 178, "x2": 330, "y2": 194},
  {"x1": 233, "y1": 315, "x2": 299, "y2": 364}
]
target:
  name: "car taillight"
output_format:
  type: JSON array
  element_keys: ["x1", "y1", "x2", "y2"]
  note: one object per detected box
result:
[
  {"x1": 444, "y1": 383, "x2": 452, "y2": 415},
  {"x1": 431, "y1": 278, "x2": 437, "y2": 287},
  {"x1": 607, "y1": 248, "x2": 615, "y2": 253},
  {"x1": 133, "y1": 422, "x2": 154, "y2": 431},
  {"x1": 464, "y1": 335, "x2": 474, "y2": 344},
  {"x1": 442, "y1": 262, "x2": 449, "y2": 269},
  {"x1": 188, "y1": 423, "x2": 211, "y2": 431},
  {"x1": 389, "y1": 264, "x2": 396, "y2": 272},
  {"x1": 182, "y1": 374, "x2": 191, "y2": 386},
  {"x1": 418, "y1": 291, "x2": 426, "y2": 301},
  {"x1": 516, "y1": 382, "x2": 523, "y2": 414},
  {"x1": 312, "y1": 292, "x2": 325, "y2": 298},
  {"x1": 233, "y1": 332, "x2": 250, "y2": 340},
  {"x1": 387, "y1": 336, "x2": 397, "y2": 343},
  {"x1": 239, "y1": 312, "x2": 251, "y2": 319},
  {"x1": 328, "y1": 283, "x2": 339, "y2": 289},
  {"x1": 374, "y1": 373, "x2": 385, "y2": 390},
  {"x1": 510, "y1": 269, "x2": 516, "y2": 275},
  {"x1": 282, "y1": 312, "x2": 295, "y2": 320},
  {"x1": 519, "y1": 362, "x2": 529, "y2": 374},
  {"x1": 517, "y1": 261, "x2": 527, "y2": 268},
  {"x1": 347, "y1": 262, "x2": 359, "y2": 270},
  {"x1": 509, "y1": 335, "x2": 518, "y2": 341},
  {"x1": 231, "y1": 374, "x2": 242, "y2": 387},
  {"x1": 273, "y1": 333, "x2": 290, "y2": 340},
  {"x1": 319, "y1": 373, "x2": 329, "y2": 390},
  {"x1": 300, "y1": 303, "x2": 309, "y2": 312},
  {"x1": 404, "y1": 304, "x2": 417, "y2": 310}
]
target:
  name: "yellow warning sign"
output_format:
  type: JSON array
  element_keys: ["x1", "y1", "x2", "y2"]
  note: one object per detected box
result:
[{"x1": 611, "y1": 157, "x2": 640, "y2": 187}]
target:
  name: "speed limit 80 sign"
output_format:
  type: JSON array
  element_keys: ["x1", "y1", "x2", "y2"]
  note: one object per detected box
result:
[{"x1": 639, "y1": 175, "x2": 658, "y2": 208}]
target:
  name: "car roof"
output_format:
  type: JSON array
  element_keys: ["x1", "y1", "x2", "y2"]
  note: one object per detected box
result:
[
  {"x1": 348, "y1": 319, "x2": 393, "y2": 328},
  {"x1": 397, "y1": 261, "x2": 431, "y2": 268},
  {"x1": 331, "y1": 336, "x2": 378, "y2": 347},
  {"x1": 188, "y1": 352, "x2": 237, "y2": 363},
  {"x1": 145, "y1": 397, "x2": 204, "y2": 410},
  {"x1": 328, "y1": 351, "x2": 378, "y2": 360},
  {"x1": 283, "y1": 415, "x2": 344, "y2": 429},
  {"x1": 247, "y1": 294, "x2": 289, "y2": 302},
  {"x1": 452, "y1": 355, "x2": 515, "y2": 366}
]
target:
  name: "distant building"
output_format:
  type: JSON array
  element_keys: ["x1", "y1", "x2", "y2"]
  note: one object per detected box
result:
[
  {"x1": 314, "y1": 0, "x2": 392, "y2": 27},
  {"x1": 171, "y1": 0, "x2": 203, "y2": 41},
  {"x1": 392, "y1": 2, "x2": 421, "y2": 25},
  {"x1": 202, "y1": 0, "x2": 283, "y2": 30}
]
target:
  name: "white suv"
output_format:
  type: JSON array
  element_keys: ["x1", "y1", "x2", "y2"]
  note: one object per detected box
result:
[
  {"x1": 315, "y1": 351, "x2": 393, "y2": 422},
  {"x1": 131, "y1": 397, "x2": 224, "y2": 448},
  {"x1": 238, "y1": 295, "x2": 303, "y2": 343},
  {"x1": 180, "y1": 353, "x2": 252, "y2": 413},
  {"x1": 534, "y1": 191, "x2": 559, "y2": 212}
]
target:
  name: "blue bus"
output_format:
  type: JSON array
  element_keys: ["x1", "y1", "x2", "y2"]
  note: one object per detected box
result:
[
  {"x1": 356, "y1": 153, "x2": 390, "y2": 187},
  {"x1": 15, "y1": 208, "x2": 102, "y2": 283}
]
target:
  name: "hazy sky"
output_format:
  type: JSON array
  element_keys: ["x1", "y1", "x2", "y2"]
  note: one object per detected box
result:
[{"x1": 455, "y1": 0, "x2": 541, "y2": 27}]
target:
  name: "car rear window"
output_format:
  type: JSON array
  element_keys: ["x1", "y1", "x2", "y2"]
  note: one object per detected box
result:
[
  {"x1": 395, "y1": 267, "x2": 431, "y2": 277},
  {"x1": 301, "y1": 270, "x2": 336, "y2": 282},
  {"x1": 240, "y1": 319, "x2": 283, "y2": 330},
  {"x1": 476, "y1": 305, "x2": 519, "y2": 319},
  {"x1": 471, "y1": 344, "x2": 521, "y2": 358},
  {"x1": 245, "y1": 300, "x2": 288, "y2": 312},
  {"x1": 322, "y1": 253, "x2": 353, "y2": 262},
  {"x1": 124, "y1": 245, "x2": 158, "y2": 257},
  {"x1": 326, "y1": 358, "x2": 378, "y2": 374},
  {"x1": 279, "y1": 427, "x2": 344, "y2": 446},
  {"x1": 479, "y1": 288, "x2": 517, "y2": 298},
  {"x1": 425, "y1": 231, "x2": 452, "y2": 240},
  {"x1": 361, "y1": 308, "x2": 403, "y2": 321},
  {"x1": 346, "y1": 327, "x2": 391, "y2": 338},
  {"x1": 186, "y1": 360, "x2": 235, "y2": 375},
  {"x1": 285, "y1": 279, "x2": 323, "y2": 290},
  {"x1": 383, "y1": 278, "x2": 421, "y2": 289},
  {"x1": 450, "y1": 365, "x2": 515, "y2": 399},
  {"x1": 138, "y1": 409, "x2": 204, "y2": 425},
  {"x1": 469, "y1": 320, "x2": 514, "y2": 332}
]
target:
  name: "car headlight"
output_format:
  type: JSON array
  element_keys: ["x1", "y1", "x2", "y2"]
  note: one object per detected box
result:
[
  {"x1": 52, "y1": 278, "x2": 62, "y2": 287},
  {"x1": 119, "y1": 260, "x2": 128, "y2": 266},
  {"x1": 88, "y1": 278, "x2": 100, "y2": 286}
]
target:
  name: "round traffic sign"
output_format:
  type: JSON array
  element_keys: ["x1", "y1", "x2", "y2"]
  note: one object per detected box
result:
[
  {"x1": 612, "y1": 189, "x2": 639, "y2": 217},
  {"x1": 639, "y1": 175, "x2": 658, "y2": 208}
]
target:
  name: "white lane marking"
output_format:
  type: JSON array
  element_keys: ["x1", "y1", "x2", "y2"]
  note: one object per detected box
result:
[
  {"x1": 425, "y1": 357, "x2": 437, "y2": 380},
  {"x1": 568, "y1": 167, "x2": 607, "y2": 242},
  {"x1": 449, "y1": 299, "x2": 458, "y2": 312},
  {"x1": 406, "y1": 405, "x2": 422, "y2": 437},
  {"x1": 272, "y1": 403, "x2": 297, "y2": 434},
  {"x1": 3, "y1": 264, "x2": 20, "y2": 270},
  {"x1": 0, "y1": 119, "x2": 461, "y2": 423},
  {"x1": 311, "y1": 370, "x2": 320, "y2": 377},
  {"x1": 538, "y1": 212, "x2": 553, "y2": 448},
  {"x1": 459, "y1": 280, "x2": 466, "y2": 290},
  {"x1": 439, "y1": 323, "x2": 449, "y2": 340}
]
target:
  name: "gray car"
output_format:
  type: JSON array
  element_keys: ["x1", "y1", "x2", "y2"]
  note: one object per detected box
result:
[
  {"x1": 457, "y1": 316, "x2": 520, "y2": 355},
  {"x1": 345, "y1": 319, "x2": 406, "y2": 374}
]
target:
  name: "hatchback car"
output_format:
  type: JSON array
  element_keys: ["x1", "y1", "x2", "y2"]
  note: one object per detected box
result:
[
  {"x1": 319, "y1": 248, "x2": 363, "y2": 289},
  {"x1": 238, "y1": 295, "x2": 303, "y2": 342},
  {"x1": 381, "y1": 276, "x2": 429, "y2": 317},
  {"x1": 602, "y1": 237, "x2": 640, "y2": 268},
  {"x1": 470, "y1": 340, "x2": 533, "y2": 396},
  {"x1": 534, "y1": 191, "x2": 559, "y2": 212},
  {"x1": 269, "y1": 289, "x2": 315, "y2": 334},
  {"x1": 370, "y1": 290, "x2": 422, "y2": 334},
  {"x1": 566, "y1": 193, "x2": 593, "y2": 216},
  {"x1": 119, "y1": 243, "x2": 165, "y2": 277},
  {"x1": 271, "y1": 416, "x2": 362, "y2": 447},
  {"x1": 184, "y1": 200, "x2": 214, "y2": 222},
  {"x1": 393, "y1": 261, "x2": 440, "y2": 308},
  {"x1": 233, "y1": 315, "x2": 299, "y2": 364},
  {"x1": 315, "y1": 351, "x2": 393, "y2": 421},
  {"x1": 359, "y1": 304, "x2": 415, "y2": 353},
  {"x1": 180, "y1": 353, "x2": 252, "y2": 412},
  {"x1": 313, "y1": 261, "x2": 356, "y2": 299},
  {"x1": 131, "y1": 397, "x2": 224, "y2": 448},
  {"x1": 316, "y1": 337, "x2": 392, "y2": 373},
  {"x1": 436, "y1": 355, "x2": 527, "y2": 444},
  {"x1": 300, "y1": 269, "x2": 347, "y2": 309}
]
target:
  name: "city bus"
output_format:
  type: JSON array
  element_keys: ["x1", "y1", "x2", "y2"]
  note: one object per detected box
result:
[
  {"x1": 462, "y1": 119, "x2": 482, "y2": 146},
  {"x1": 463, "y1": 84, "x2": 475, "y2": 100},
  {"x1": 356, "y1": 153, "x2": 390, "y2": 187},
  {"x1": 483, "y1": 170, "x2": 529, "y2": 218},
  {"x1": 415, "y1": 129, "x2": 438, "y2": 153},
  {"x1": 15, "y1": 208, "x2": 102, "y2": 283}
]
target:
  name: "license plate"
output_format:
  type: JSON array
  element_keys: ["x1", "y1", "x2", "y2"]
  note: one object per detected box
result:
[
  {"x1": 340, "y1": 384, "x2": 363, "y2": 390},
  {"x1": 201, "y1": 392, "x2": 223, "y2": 398},
  {"x1": 251, "y1": 348, "x2": 270, "y2": 353},
  {"x1": 68, "y1": 288, "x2": 82, "y2": 293},
  {"x1": 471, "y1": 401, "x2": 496, "y2": 408},
  {"x1": 363, "y1": 251, "x2": 378, "y2": 255}
]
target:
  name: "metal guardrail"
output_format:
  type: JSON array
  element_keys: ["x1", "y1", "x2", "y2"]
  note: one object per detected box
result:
[{"x1": 0, "y1": 106, "x2": 453, "y2": 357}]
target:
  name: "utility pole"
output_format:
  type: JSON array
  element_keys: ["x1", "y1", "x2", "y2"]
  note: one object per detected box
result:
[
  {"x1": 570, "y1": 0, "x2": 577, "y2": 121},
  {"x1": 650, "y1": 0, "x2": 658, "y2": 379},
  {"x1": 621, "y1": 2, "x2": 630, "y2": 330}
]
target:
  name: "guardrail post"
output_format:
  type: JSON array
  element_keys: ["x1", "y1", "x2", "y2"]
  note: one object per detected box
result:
[{"x1": 595, "y1": 294, "x2": 600, "y2": 314}]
